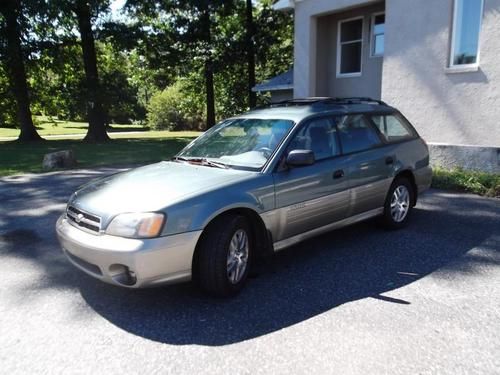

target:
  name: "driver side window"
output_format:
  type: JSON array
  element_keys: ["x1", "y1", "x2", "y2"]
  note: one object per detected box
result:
[{"x1": 287, "y1": 117, "x2": 340, "y2": 161}]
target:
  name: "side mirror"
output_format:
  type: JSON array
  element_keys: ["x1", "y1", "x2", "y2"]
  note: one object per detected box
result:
[{"x1": 286, "y1": 149, "x2": 315, "y2": 167}]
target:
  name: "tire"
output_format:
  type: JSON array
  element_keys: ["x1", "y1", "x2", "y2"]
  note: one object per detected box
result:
[
  {"x1": 195, "y1": 215, "x2": 253, "y2": 297},
  {"x1": 381, "y1": 177, "x2": 415, "y2": 230}
]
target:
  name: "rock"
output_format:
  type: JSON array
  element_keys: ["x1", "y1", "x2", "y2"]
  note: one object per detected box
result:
[{"x1": 42, "y1": 150, "x2": 77, "y2": 170}]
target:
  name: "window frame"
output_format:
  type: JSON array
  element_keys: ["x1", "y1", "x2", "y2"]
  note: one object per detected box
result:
[
  {"x1": 336, "y1": 16, "x2": 364, "y2": 78},
  {"x1": 449, "y1": 0, "x2": 484, "y2": 71},
  {"x1": 370, "y1": 12, "x2": 385, "y2": 58}
]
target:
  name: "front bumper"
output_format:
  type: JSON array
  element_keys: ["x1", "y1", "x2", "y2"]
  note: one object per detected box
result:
[{"x1": 56, "y1": 215, "x2": 202, "y2": 288}]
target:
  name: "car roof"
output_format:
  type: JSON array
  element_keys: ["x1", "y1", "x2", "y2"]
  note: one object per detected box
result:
[{"x1": 238, "y1": 97, "x2": 397, "y2": 122}]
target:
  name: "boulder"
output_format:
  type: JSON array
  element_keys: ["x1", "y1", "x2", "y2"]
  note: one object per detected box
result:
[{"x1": 42, "y1": 150, "x2": 77, "y2": 170}]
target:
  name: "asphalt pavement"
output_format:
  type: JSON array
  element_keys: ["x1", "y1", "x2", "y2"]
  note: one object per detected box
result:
[{"x1": 0, "y1": 167, "x2": 499, "y2": 374}]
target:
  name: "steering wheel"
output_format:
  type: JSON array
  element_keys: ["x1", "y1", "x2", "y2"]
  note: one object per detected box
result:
[{"x1": 258, "y1": 147, "x2": 273, "y2": 158}]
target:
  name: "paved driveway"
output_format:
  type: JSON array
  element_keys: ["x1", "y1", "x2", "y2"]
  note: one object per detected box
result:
[{"x1": 0, "y1": 167, "x2": 499, "y2": 374}]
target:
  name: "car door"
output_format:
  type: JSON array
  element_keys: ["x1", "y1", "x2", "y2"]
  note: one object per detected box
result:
[
  {"x1": 271, "y1": 116, "x2": 351, "y2": 242},
  {"x1": 337, "y1": 114, "x2": 393, "y2": 217}
]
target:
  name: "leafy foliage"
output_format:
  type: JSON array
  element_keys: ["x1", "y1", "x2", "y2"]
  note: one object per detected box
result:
[
  {"x1": 147, "y1": 80, "x2": 204, "y2": 131},
  {"x1": 0, "y1": 0, "x2": 293, "y2": 133},
  {"x1": 432, "y1": 167, "x2": 500, "y2": 198}
]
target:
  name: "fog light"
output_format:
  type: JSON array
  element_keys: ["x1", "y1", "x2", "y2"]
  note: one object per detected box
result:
[
  {"x1": 126, "y1": 269, "x2": 137, "y2": 284},
  {"x1": 109, "y1": 264, "x2": 137, "y2": 286}
]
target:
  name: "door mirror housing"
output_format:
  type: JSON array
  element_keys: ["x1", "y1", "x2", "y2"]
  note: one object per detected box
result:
[{"x1": 286, "y1": 149, "x2": 315, "y2": 167}]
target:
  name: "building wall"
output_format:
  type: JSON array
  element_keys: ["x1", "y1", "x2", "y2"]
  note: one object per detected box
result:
[
  {"x1": 382, "y1": 0, "x2": 500, "y2": 148},
  {"x1": 292, "y1": 0, "x2": 500, "y2": 171},
  {"x1": 293, "y1": 0, "x2": 382, "y2": 97},
  {"x1": 316, "y1": 3, "x2": 385, "y2": 99}
]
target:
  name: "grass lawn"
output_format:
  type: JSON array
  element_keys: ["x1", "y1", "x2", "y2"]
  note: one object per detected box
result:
[
  {"x1": 0, "y1": 133, "x2": 200, "y2": 176},
  {"x1": 0, "y1": 116, "x2": 155, "y2": 138}
]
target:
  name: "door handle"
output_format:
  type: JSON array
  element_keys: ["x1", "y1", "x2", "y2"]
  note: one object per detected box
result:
[
  {"x1": 333, "y1": 170, "x2": 344, "y2": 179},
  {"x1": 385, "y1": 156, "x2": 394, "y2": 165}
]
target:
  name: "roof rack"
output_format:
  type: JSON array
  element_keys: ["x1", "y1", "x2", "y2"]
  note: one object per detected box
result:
[
  {"x1": 267, "y1": 97, "x2": 387, "y2": 108},
  {"x1": 333, "y1": 97, "x2": 388, "y2": 106}
]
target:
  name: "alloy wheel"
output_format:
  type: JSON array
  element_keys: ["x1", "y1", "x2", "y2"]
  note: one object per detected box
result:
[
  {"x1": 390, "y1": 185, "x2": 410, "y2": 222},
  {"x1": 227, "y1": 229, "x2": 249, "y2": 284}
]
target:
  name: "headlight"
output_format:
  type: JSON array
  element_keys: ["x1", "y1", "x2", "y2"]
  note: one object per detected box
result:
[{"x1": 106, "y1": 212, "x2": 165, "y2": 238}]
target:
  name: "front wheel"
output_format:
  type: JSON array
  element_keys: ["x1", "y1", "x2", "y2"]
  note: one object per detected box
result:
[
  {"x1": 195, "y1": 215, "x2": 252, "y2": 297},
  {"x1": 381, "y1": 177, "x2": 414, "y2": 229}
]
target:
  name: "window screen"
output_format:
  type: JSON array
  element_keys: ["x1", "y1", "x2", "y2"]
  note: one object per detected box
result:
[
  {"x1": 451, "y1": 0, "x2": 484, "y2": 66},
  {"x1": 338, "y1": 18, "x2": 363, "y2": 75},
  {"x1": 371, "y1": 14, "x2": 385, "y2": 56}
]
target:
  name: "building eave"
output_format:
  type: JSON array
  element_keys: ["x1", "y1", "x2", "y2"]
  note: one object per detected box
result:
[
  {"x1": 252, "y1": 68, "x2": 294, "y2": 93},
  {"x1": 252, "y1": 84, "x2": 294, "y2": 93},
  {"x1": 273, "y1": 0, "x2": 297, "y2": 11}
]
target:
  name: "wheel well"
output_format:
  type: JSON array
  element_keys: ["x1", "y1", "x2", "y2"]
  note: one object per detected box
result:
[
  {"x1": 192, "y1": 208, "x2": 273, "y2": 272},
  {"x1": 395, "y1": 170, "x2": 418, "y2": 206}
]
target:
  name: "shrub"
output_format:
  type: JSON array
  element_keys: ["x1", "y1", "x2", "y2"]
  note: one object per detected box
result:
[
  {"x1": 431, "y1": 167, "x2": 500, "y2": 198},
  {"x1": 147, "y1": 81, "x2": 204, "y2": 131}
]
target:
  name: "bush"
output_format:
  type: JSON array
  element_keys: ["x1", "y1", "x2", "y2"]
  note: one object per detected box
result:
[
  {"x1": 147, "y1": 81, "x2": 204, "y2": 131},
  {"x1": 431, "y1": 167, "x2": 500, "y2": 198}
]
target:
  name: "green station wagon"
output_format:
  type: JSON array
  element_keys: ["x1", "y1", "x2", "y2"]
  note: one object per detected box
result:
[{"x1": 56, "y1": 97, "x2": 432, "y2": 296}]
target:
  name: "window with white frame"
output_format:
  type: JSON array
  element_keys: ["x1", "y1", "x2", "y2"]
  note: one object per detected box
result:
[
  {"x1": 371, "y1": 13, "x2": 385, "y2": 57},
  {"x1": 337, "y1": 17, "x2": 363, "y2": 77},
  {"x1": 450, "y1": 0, "x2": 484, "y2": 67}
]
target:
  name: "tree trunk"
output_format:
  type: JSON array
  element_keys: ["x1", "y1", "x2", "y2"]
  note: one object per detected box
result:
[
  {"x1": 202, "y1": 4, "x2": 216, "y2": 130},
  {"x1": 205, "y1": 59, "x2": 216, "y2": 129},
  {"x1": 245, "y1": 0, "x2": 256, "y2": 109},
  {"x1": 1, "y1": 0, "x2": 43, "y2": 142},
  {"x1": 74, "y1": 0, "x2": 109, "y2": 142}
]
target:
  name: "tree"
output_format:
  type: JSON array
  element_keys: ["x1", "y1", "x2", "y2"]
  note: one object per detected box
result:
[
  {"x1": 126, "y1": 0, "x2": 238, "y2": 129},
  {"x1": 0, "y1": 0, "x2": 293, "y2": 136},
  {"x1": 0, "y1": 0, "x2": 42, "y2": 141},
  {"x1": 253, "y1": 0, "x2": 293, "y2": 84},
  {"x1": 200, "y1": 2, "x2": 216, "y2": 128},
  {"x1": 73, "y1": 0, "x2": 109, "y2": 142},
  {"x1": 245, "y1": 0, "x2": 256, "y2": 108}
]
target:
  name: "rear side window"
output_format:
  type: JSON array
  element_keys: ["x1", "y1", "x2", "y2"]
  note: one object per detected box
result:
[
  {"x1": 371, "y1": 114, "x2": 416, "y2": 143},
  {"x1": 337, "y1": 115, "x2": 382, "y2": 154}
]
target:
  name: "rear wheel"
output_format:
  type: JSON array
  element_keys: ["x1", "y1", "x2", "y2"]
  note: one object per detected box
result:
[
  {"x1": 381, "y1": 177, "x2": 414, "y2": 229},
  {"x1": 195, "y1": 215, "x2": 252, "y2": 297}
]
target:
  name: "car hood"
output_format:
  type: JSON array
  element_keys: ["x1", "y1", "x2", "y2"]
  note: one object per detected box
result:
[{"x1": 69, "y1": 161, "x2": 256, "y2": 218}]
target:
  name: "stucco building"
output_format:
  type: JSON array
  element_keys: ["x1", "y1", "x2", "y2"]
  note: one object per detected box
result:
[{"x1": 265, "y1": 0, "x2": 500, "y2": 172}]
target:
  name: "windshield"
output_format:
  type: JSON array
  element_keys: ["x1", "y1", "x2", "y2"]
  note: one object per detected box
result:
[{"x1": 176, "y1": 118, "x2": 294, "y2": 170}]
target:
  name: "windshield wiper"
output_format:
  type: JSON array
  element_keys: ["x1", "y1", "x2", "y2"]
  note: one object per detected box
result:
[
  {"x1": 173, "y1": 156, "x2": 229, "y2": 169},
  {"x1": 173, "y1": 156, "x2": 190, "y2": 162},
  {"x1": 202, "y1": 159, "x2": 229, "y2": 169}
]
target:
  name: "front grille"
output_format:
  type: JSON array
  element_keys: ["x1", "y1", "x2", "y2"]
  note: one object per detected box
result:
[{"x1": 67, "y1": 205, "x2": 101, "y2": 233}]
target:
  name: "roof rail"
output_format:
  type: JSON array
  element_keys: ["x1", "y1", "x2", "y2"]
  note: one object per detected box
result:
[
  {"x1": 333, "y1": 97, "x2": 388, "y2": 106},
  {"x1": 270, "y1": 97, "x2": 333, "y2": 107},
  {"x1": 266, "y1": 97, "x2": 387, "y2": 108}
]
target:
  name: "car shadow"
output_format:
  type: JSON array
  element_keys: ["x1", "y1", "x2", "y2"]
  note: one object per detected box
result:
[
  {"x1": 1, "y1": 169, "x2": 498, "y2": 346},
  {"x1": 76, "y1": 191, "x2": 499, "y2": 346}
]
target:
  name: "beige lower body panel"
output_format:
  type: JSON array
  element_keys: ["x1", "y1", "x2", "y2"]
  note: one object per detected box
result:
[{"x1": 272, "y1": 207, "x2": 383, "y2": 251}]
